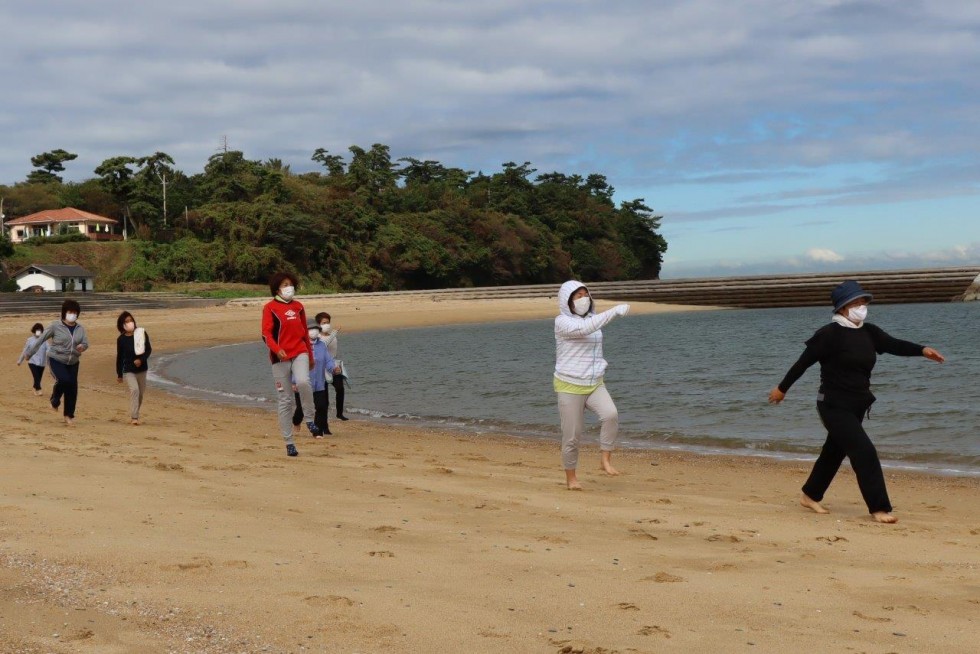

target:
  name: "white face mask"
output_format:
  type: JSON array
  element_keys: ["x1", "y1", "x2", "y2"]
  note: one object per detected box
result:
[
  {"x1": 847, "y1": 305, "x2": 868, "y2": 323},
  {"x1": 124, "y1": 321, "x2": 136, "y2": 332},
  {"x1": 34, "y1": 330, "x2": 42, "y2": 337},
  {"x1": 64, "y1": 313, "x2": 78, "y2": 324},
  {"x1": 572, "y1": 296, "x2": 591, "y2": 316},
  {"x1": 279, "y1": 286, "x2": 295, "y2": 300},
  {"x1": 320, "y1": 323, "x2": 330, "y2": 332},
  {"x1": 308, "y1": 329, "x2": 321, "y2": 340}
]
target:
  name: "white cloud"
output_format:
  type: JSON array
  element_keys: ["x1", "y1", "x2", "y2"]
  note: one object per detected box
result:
[{"x1": 806, "y1": 248, "x2": 845, "y2": 263}]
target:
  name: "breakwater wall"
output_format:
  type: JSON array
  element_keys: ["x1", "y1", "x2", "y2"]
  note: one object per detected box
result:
[{"x1": 275, "y1": 266, "x2": 980, "y2": 309}]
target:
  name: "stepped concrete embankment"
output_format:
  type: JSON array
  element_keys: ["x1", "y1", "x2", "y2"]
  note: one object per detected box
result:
[
  {"x1": 4, "y1": 266, "x2": 977, "y2": 317},
  {"x1": 0, "y1": 292, "x2": 226, "y2": 317}
]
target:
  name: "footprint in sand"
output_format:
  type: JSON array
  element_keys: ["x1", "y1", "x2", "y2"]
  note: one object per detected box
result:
[
  {"x1": 369, "y1": 550, "x2": 395, "y2": 558},
  {"x1": 629, "y1": 528, "x2": 659, "y2": 540},
  {"x1": 304, "y1": 594, "x2": 354, "y2": 607},
  {"x1": 165, "y1": 557, "x2": 213, "y2": 571},
  {"x1": 153, "y1": 462, "x2": 184, "y2": 471},
  {"x1": 638, "y1": 625, "x2": 671, "y2": 638},
  {"x1": 816, "y1": 535, "x2": 848, "y2": 543},
  {"x1": 537, "y1": 535, "x2": 570, "y2": 545},
  {"x1": 617, "y1": 602, "x2": 640, "y2": 611},
  {"x1": 372, "y1": 526, "x2": 400, "y2": 533},
  {"x1": 852, "y1": 611, "x2": 891, "y2": 622},
  {"x1": 705, "y1": 534, "x2": 741, "y2": 543},
  {"x1": 642, "y1": 572, "x2": 685, "y2": 583}
]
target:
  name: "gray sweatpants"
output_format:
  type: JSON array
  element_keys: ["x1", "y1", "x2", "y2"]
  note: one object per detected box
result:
[
  {"x1": 124, "y1": 371, "x2": 147, "y2": 420},
  {"x1": 557, "y1": 385, "x2": 619, "y2": 470},
  {"x1": 272, "y1": 355, "x2": 315, "y2": 445}
]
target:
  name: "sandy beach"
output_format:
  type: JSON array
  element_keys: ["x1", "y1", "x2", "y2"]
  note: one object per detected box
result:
[{"x1": 0, "y1": 295, "x2": 977, "y2": 654}]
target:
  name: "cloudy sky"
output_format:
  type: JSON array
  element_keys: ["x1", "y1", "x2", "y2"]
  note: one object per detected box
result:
[{"x1": 2, "y1": 0, "x2": 979, "y2": 277}]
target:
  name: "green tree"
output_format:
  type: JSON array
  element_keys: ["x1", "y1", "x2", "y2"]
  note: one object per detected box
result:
[
  {"x1": 27, "y1": 149, "x2": 78, "y2": 184},
  {"x1": 311, "y1": 148, "x2": 346, "y2": 177}
]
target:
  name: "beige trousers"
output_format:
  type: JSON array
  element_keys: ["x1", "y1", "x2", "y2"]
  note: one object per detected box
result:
[
  {"x1": 557, "y1": 385, "x2": 619, "y2": 470},
  {"x1": 124, "y1": 371, "x2": 147, "y2": 420}
]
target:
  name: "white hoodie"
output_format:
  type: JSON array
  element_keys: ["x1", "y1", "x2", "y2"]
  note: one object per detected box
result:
[{"x1": 554, "y1": 280, "x2": 628, "y2": 386}]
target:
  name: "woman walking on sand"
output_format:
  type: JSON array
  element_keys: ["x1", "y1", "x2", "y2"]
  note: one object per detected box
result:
[
  {"x1": 17, "y1": 322, "x2": 48, "y2": 395},
  {"x1": 116, "y1": 311, "x2": 152, "y2": 425},
  {"x1": 24, "y1": 299, "x2": 89, "y2": 426},
  {"x1": 554, "y1": 280, "x2": 630, "y2": 490},
  {"x1": 768, "y1": 280, "x2": 945, "y2": 524},
  {"x1": 261, "y1": 272, "x2": 320, "y2": 457}
]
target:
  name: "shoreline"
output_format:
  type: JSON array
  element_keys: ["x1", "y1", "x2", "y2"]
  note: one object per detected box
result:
[{"x1": 1, "y1": 297, "x2": 977, "y2": 653}]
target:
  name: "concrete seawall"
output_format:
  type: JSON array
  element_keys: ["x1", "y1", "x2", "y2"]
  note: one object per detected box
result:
[{"x1": 3, "y1": 266, "x2": 978, "y2": 316}]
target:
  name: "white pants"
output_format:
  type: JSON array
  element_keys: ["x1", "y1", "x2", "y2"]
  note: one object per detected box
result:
[
  {"x1": 271, "y1": 355, "x2": 314, "y2": 444},
  {"x1": 557, "y1": 385, "x2": 619, "y2": 470}
]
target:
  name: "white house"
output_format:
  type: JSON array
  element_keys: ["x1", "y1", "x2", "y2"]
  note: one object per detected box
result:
[
  {"x1": 12, "y1": 264, "x2": 97, "y2": 293},
  {"x1": 3, "y1": 207, "x2": 121, "y2": 244}
]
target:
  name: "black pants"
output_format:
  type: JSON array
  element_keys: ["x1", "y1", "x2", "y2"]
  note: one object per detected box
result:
[
  {"x1": 803, "y1": 400, "x2": 891, "y2": 514},
  {"x1": 332, "y1": 375, "x2": 346, "y2": 417},
  {"x1": 48, "y1": 359, "x2": 80, "y2": 419},
  {"x1": 292, "y1": 390, "x2": 330, "y2": 434},
  {"x1": 28, "y1": 363, "x2": 45, "y2": 390}
]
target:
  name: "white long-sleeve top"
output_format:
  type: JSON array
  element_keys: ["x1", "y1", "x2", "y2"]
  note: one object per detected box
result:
[{"x1": 554, "y1": 279, "x2": 624, "y2": 386}]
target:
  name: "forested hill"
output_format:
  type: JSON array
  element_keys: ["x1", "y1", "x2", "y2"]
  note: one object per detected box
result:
[{"x1": 0, "y1": 145, "x2": 667, "y2": 292}]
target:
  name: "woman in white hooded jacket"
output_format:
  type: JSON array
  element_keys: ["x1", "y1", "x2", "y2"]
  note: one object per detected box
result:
[{"x1": 554, "y1": 280, "x2": 630, "y2": 490}]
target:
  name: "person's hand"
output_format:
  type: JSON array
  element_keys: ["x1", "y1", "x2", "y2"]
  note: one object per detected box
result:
[
  {"x1": 133, "y1": 358, "x2": 142, "y2": 368},
  {"x1": 16, "y1": 361, "x2": 22, "y2": 366},
  {"x1": 768, "y1": 387, "x2": 785, "y2": 404},
  {"x1": 291, "y1": 384, "x2": 298, "y2": 392},
  {"x1": 922, "y1": 347, "x2": 945, "y2": 363},
  {"x1": 117, "y1": 377, "x2": 123, "y2": 384},
  {"x1": 76, "y1": 345, "x2": 85, "y2": 353},
  {"x1": 614, "y1": 304, "x2": 630, "y2": 317},
  {"x1": 277, "y1": 349, "x2": 287, "y2": 360}
]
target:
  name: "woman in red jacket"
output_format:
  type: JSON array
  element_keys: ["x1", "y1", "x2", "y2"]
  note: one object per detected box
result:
[{"x1": 261, "y1": 272, "x2": 320, "y2": 457}]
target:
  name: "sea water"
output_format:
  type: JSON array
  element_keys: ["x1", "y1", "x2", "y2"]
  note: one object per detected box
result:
[{"x1": 151, "y1": 302, "x2": 980, "y2": 475}]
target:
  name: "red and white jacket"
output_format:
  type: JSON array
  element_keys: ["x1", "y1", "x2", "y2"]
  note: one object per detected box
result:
[{"x1": 261, "y1": 297, "x2": 313, "y2": 365}]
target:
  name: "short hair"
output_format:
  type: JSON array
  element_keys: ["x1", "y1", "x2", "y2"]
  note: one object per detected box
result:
[
  {"x1": 314, "y1": 312, "x2": 331, "y2": 324},
  {"x1": 60, "y1": 299, "x2": 81, "y2": 320},
  {"x1": 30, "y1": 322, "x2": 43, "y2": 333},
  {"x1": 268, "y1": 271, "x2": 298, "y2": 297},
  {"x1": 116, "y1": 311, "x2": 136, "y2": 333}
]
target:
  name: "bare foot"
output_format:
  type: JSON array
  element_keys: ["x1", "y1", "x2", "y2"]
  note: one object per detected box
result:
[
  {"x1": 64, "y1": 417, "x2": 75, "y2": 427},
  {"x1": 600, "y1": 452, "x2": 620, "y2": 476},
  {"x1": 567, "y1": 480, "x2": 583, "y2": 491},
  {"x1": 565, "y1": 469, "x2": 582, "y2": 490},
  {"x1": 800, "y1": 493, "x2": 829, "y2": 514},
  {"x1": 872, "y1": 511, "x2": 898, "y2": 524},
  {"x1": 34, "y1": 389, "x2": 43, "y2": 396},
  {"x1": 131, "y1": 419, "x2": 140, "y2": 426},
  {"x1": 50, "y1": 404, "x2": 59, "y2": 413}
]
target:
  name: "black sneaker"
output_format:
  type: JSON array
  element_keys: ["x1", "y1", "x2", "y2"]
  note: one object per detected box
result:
[
  {"x1": 337, "y1": 414, "x2": 349, "y2": 421},
  {"x1": 286, "y1": 444, "x2": 299, "y2": 457},
  {"x1": 306, "y1": 421, "x2": 322, "y2": 438}
]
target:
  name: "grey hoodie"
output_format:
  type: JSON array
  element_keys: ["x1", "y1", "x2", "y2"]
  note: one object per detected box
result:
[{"x1": 27, "y1": 320, "x2": 89, "y2": 365}]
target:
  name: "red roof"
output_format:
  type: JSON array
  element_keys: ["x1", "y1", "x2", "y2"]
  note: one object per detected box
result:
[{"x1": 4, "y1": 207, "x2": 118, "y2": 226}]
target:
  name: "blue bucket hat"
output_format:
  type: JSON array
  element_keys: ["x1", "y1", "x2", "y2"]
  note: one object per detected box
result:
[{"x1": 831, "y1": 280, "x2": 873, "y2": 312}]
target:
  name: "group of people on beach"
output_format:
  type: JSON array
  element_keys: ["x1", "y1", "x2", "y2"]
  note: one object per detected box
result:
[
  {"x1": 17, "y1": 301, "x2": 152, "y2": 426},
  {"x1": 16, "y1": 285, "x2": 351, "y2": 448},
  {"x1": 260, "y1": 271, "x2": 350, "y2": 457},
  {"x1": 17, "y1": 271, "x2": 946, "y2": 525},
  {"x1": 553, "y1": 277, "x2": 945, "y2": 524}
]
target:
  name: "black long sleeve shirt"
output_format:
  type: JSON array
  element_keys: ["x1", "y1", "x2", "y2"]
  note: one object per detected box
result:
[
  {"x1": 778, "y1": 322, "x2": 923, "y2": 404},
  {"x1": 116, "y1": 332, "x2": 152, "y2": 377}
]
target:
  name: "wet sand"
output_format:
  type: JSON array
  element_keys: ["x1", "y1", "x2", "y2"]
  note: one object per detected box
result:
[{"x1": 0, "y1": 296, "x2": 977, "y2": 653}]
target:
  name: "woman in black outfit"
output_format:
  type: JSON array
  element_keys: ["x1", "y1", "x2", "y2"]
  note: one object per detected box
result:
[{"x1": 768, "y1": 280, "x2": 945, "y2": 524}]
